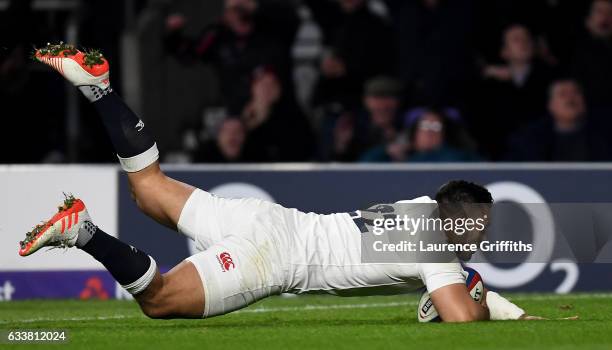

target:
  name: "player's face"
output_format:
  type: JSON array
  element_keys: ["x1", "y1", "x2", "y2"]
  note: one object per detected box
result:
[{"x1": 444, "y1": 204, "x2": 490, "y2": 261}]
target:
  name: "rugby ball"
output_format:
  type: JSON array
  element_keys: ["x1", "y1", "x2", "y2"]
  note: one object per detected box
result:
[{"x1": 417, "y1": 267, "x2": 484, "y2": 323}]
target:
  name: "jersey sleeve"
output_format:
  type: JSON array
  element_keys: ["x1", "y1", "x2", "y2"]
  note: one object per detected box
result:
[{"x1": 418, "y1": 263, "x2": 466, "y2": 293}]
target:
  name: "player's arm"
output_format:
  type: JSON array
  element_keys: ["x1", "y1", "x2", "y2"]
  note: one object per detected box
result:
[{"x1": 430, "y1": 283, "x2": 489, "y2": 322}]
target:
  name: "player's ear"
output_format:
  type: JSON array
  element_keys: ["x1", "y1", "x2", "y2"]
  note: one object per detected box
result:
[{"x1": 482, "y1": 206, "x2": 491, "y2": 226}]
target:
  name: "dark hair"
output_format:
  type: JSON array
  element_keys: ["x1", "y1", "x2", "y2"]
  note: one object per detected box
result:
[
  {"x1": 435, "y1": 180, "x2": 493, "y2": 204},
  {"x1": 406, "y1": 108, "x2": 478, "y2": 155}
]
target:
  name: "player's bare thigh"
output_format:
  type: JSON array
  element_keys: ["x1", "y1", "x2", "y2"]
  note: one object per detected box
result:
[
  {"x1": 127, "y1": 162, "x2": 195, "y2": 230},
  {"x1": 136, "y1": 260, "x2": 204, "y2": 319}
]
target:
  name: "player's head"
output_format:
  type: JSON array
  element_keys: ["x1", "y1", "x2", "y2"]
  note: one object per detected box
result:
[
  {"x1": 435, "y1": 180, "x2": 493, "y2": 260},
  {"x1": 435, "y1": 180, "x2": 493, "y2": 205}
]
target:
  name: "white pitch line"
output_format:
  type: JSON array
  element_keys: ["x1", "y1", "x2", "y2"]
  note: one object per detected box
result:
[
  {"x1": 508, "y1": 293, "x2": 612, "y2": 301},
  {"x1": 237, "y1": 301, "x2": 418, "y2": 314},
  {"x1": 238, "y1": 293, "x2": 612, "y2": 314},
  {"x1": 2, "y1": 293, "x2": 612, "y2": 324},
  {"x1": 0, "y1": 301, "x2": 418, "y2": 324},
  {"x1": 0, "y1": 315, "x2": 135, "y2": 325}
]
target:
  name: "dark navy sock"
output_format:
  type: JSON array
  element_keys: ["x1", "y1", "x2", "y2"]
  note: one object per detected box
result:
[
  {"x1": 92, "y1": 91, "x2": 155, "y2": 159},
  {"x1": 79, "y1": 222, "x2": 155, "y2": 291}
]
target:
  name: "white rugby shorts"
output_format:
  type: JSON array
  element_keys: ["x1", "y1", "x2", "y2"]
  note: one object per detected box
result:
[{"x1": 178, "y1": 189, "x2": 291, "y2": 317}]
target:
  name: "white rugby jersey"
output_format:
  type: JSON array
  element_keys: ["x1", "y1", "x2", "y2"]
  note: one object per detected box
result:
[{"x1": 282, "y1": 196, "x2": 465, "y2": 295}]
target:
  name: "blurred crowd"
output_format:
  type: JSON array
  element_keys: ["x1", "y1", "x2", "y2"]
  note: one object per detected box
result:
[
  {"x1": 165, "y1": 0, "x2": 612, "y2": 163},
  {"x1": 2, "y1": 0, "x2": 612, "y2": 163}
]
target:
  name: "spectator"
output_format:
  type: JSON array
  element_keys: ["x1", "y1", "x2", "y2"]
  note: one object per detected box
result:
[
  {"x1": 472, "y1": 0, "x2": 587, "y2": 65},
  {"x1": 165, "y1": 0, "x2": 300, "y2": 114},
  {"x1": 193, "y1": 118, "x2": 247, "y2": 163},
  {"x1": 361, "y1": 77, "x2": 403, "y2": 145},
  {"x1": 473, "y1": 24, "x2": 556, "y2": 159},
  {"x1": 307, "y1": 0, "x2": 395, "y2": 111},
  {"x1": 474, "y1": 0, "x2": 549, "y2": 61},
  {"x1": 406, "y1": 109, "x2": 481, "y2": 162},
  {"x1": 322, "y1": 76, "x2": 402, "y2": 161},
  {"x1": 507, "y1": 80, "x2": 612, "y2": 161},
  {"x1": 571, "y1": 0, "x2": 612, "y2": 112},
  {"x1": 361, "y1": 108, "x2": 480, "y2": 162},
  {"x1": 241, "y1": 67, "x2": 315, "y2": 161}
]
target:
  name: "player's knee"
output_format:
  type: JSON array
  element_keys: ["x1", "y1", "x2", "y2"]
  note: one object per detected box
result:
[
  {"x1": 140, "y1": 295, "x2": 173, "y2": 319},
  {"x1": 137, "y1": 280, "x2": 171, "y2": 319},
  {"x1": 141, "y1": 304, "x2": 170, "y2": 319},
  {"x1": 140, "y1": 303, "x2": 159, "y2": 319},
  {"x1": 132, "y1": 190, "x2": 151, "y2": 215}
]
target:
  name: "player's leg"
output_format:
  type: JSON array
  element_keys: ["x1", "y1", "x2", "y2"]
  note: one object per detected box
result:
[
  {"x1": 18, "y1": 195, "x2": 204, "y2": 318},
  {"x1": 124, "y1": 163, "x2": 194, "y2": 230},
  {"x1": 19, "y1": 196, "x2": 283, "y2": 319},
  {"x1": 139, "y1": 233, "x2": 286, "y2": 318},
  {"x1": 35, "y1": 43, "x2": 290, "y2": 245},
  {"x1": 183, "y1": 234, "x2": 285, "y2": 318},
  {"x1": 135, "y1": 260, "x2": 203, "y2": 318},
  {"x1": 88, "y1": 70, "x2": 193, "y2": 229},
  {"x1": 34, "y1": 43, "x2": 192, "y2": 230},
  {"x1": 79, "y1": 223, "x2": 205, "y2": 319}
]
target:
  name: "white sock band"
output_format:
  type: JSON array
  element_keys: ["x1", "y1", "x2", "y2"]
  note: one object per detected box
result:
[
  {"x1": 118, "y1": 143, "x2": 159, "y2": 173},
  {"x1": 486, "y1": 291, "x2": 525, "y2": 320},
  {"x1": 122, "y1": 256, "x2": 157, "y2": 295}
]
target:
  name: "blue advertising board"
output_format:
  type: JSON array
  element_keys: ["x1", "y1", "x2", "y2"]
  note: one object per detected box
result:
[{"x1": 3, "y1": 164, "x2": 612, "y2": 300}]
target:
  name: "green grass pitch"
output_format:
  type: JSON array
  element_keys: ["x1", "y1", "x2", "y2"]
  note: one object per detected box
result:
[{"x1": 1, "y1": 293, "x2": 611, "y2": 350}]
